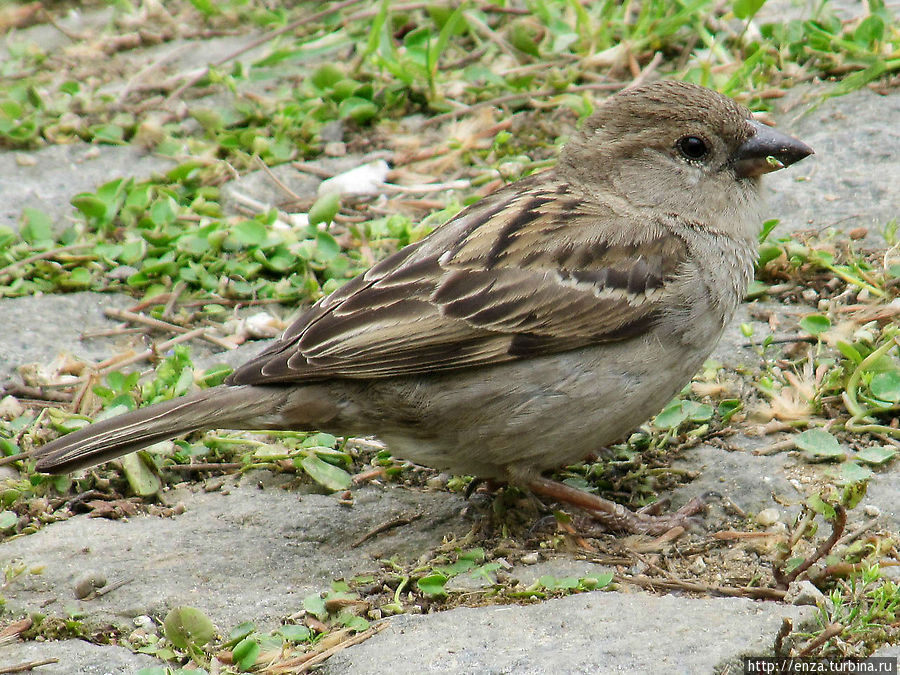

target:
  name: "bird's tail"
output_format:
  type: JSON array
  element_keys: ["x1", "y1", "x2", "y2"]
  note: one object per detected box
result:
[{"x1": 33, "y1": 385, "x2": 281, "y2": 474}]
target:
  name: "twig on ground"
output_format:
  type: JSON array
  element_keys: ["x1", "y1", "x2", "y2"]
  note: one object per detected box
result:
[
  {"x1": 0, "y1": 385, "x2": 72, "y2": 404},
  {"x1": 166, "y1": 462, "x2": 244, "y2": 473},
  {"x1": 0, "y1": 244, "x2": 94, "y2": 280},
  {"x1": 712, "y1": 531, "x2": 783, "y2": 540},
  {"x1": 629, "y1": 51, "x2": 664, "y2": 89},
  {"x1": 162, "y1": 282, "x2": 185, "y2": 320},
  {"x1": 94, "y1": 326, "x2": 210, "y2": 375},
  {"x1": 83, "y1": 577, "x2": 133, "y2": 600},
  {"x1": 753, "y1": 438, "x2": 797, "y2": 455},
  {"x1": 0, "y1": 658, "x2": 59, "y2": 674},
  {"x1": 616, "y1": 574, "x2": 787, "y2": 600},
  {"x1": 255, "y1": 156, "x2": 305, "y2": 202},
  {"x1": 797, "y1": 623, "x2": 844, "y2": 656},
  {"x1": 103, "y1": 308, "x2": 235, "y2": 350},
  {"x1": 775, "y1": 505, "x2": 847, "y2": 589},
  {"x1": 351, "y1": 467, "x2": 386, "y2": 484},
  {"x1": 352, "y1": 513, "x2": 423, "y2": 547},
  {"x1": 268, "y1": 622, "x2": 388, "y2": 672}
]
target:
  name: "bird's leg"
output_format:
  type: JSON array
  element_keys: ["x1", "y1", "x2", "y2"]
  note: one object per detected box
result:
[
  {"x1": 464, "y1": 477, "x2": 484, "y2": 499},
  {"x1": 527, "y1": 476, "x2": 704, "y2": 536}
]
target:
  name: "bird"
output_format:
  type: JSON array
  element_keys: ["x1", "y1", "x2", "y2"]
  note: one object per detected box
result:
[{"x1": 33, "y1": 80, "x2": 813, "y2": 534}]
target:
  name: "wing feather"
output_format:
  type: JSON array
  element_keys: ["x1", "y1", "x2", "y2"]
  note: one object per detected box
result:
[{"x1": 228, "y1": 176, "x2": 688, "y2": 385}]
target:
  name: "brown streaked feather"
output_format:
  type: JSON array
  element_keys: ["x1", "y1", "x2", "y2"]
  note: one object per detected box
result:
[{"x1": 228, "y1": 177, "x2": 689, "y2": 385}]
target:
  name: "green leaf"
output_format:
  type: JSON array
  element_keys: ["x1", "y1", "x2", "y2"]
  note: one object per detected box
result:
[
  {"x1": 653, "y1": 400, "x2": 688, "y2": 429},
  {"x1": 757, "y1": 243, "x2": 783, "y2": 269},
  {"x1": 733, "y1": 0, "x2": 767, "y2": 20},
  {"x1": 277, "y1": 624, "x2": 311, "y2": 643},
  {"x1": 830, "y1": 461, "x2": 874, "y2": 486},
  {"x1": 836, "y1": 341, "x2": 863, "y2": 364},
  {"x1": 191, "y1": 107, "x2": 224, "y2": 132},
  {"x1": 841, "y1": 479, "x2": 868, "y2": 508},
  {"x1": 118, "y1": 239, "x2": 146, "y2": 264},
  {"x1": 0, "y1": 510, "x2": 17, "y2": 531},
  {"x1": 121, "y1": 452, "x2": 162, "y2": 496},
  {"x1": 301, "y1": 432, "x2": 338, "y2": 448},
  {"x1": 717, "y1": 399, "x2": 742, "y2": 423},
  {"x1": 232, "y1": 637, "x2": 260, "y2": 671},
  {"x1": 338, "y1": 613, "x2": 370, "y2": 631},
  {"x1": 59, "y1": 267, "x2": 92, "y2": 289},
  {"x1": 338, "y1": 97, "x2": 378, "y2": 124},
  {"x1": 59, "y1": 80, "x2": 80, "y2": 95},
  {"x1": 538, "y1": 575, "x2": 580, "y2": 590},
  {"x1": 744, "y1": 280, "x2": 769, "y2": 300},
  {"x1": 163, "y1": 607, "x2": 216, "y2": 649},
  {"x1": 166, "y1": 161, "x2": 204, "y2": 182},
  {"x1": 91, "y1": 124, "x2": 125, "y2": 144},
  {"x1": 854, "y1": 445, "x2": 897, "y2": 465},
  {"x1": 20, "y1": 208, "x2": 53, "y2": 244},
  {"x1": 827, "y1": 61, "x2": 887, "y2": 99},
  {"x1": 853, "y1": 14, "x2": 884, "y2": 45},
  {"x1": 149, "y1": 198, "x2": 176, "y2": 227},
  {"x1": 363, "y1": 0, "x2": 390, "y2": 61},
  {"x1": 508, "y1": 19, "x2": 542, "y2": 56},
  {"x1": 783, "y1": 556, "x2": 806, "y2": 574},
  {"x1": 417, "y1": 572, "x2": 449, "y2": 597},
  {"x1": 197, "y1": 365, "x2": 232, "y2": 388},
  {"x1": 795, "y1": 428, "x2": 846, "y2": 461},
  {"x1": 309, "y1": 193, "x2": 341, "y2": 227},
  {"x1": 314, "y1": 231, "x2": 340, "y2": 262},
  {"x1": 800, "y1": 314, "x2": 831, "y2": 336},
  {"x1": 299, "y1": 454, "x2": 352, "y2": 491},
  {"x1": 682, "y1": 400, "x2": 713, "y2": 422},
  {"x1": 0, "y1": 438, "x2": 20, "y2": 458},
  {"x1": 460, "y1": 547, "x2": 485, "y2": 562},
  {"x1": 188, "y1": 0, "x2": 220, "y2": 17},
  {"x1": 806, "y1": 493, "x2": 835, "y2": 519},
  {"x1": 303, "y1": 593, "x2": 327, "y2": 620},
  {"x1": 429, "y1": 3, "x2": 468, "y2": 75},
  {"x1": 228, "y1": 621, "x2": 256, "y2": 643},
  {"x1": 869, "y1": 371, "x2": 900, "y2": 402},
  {"x1": 232, "y1": 220, "x2": 267, "y2": 247},
  {"x1": 0, "y1": 100, "x2": 23, "y2": 118},
  {"x1": 331, "y1": 79, "x2": 362, "y2": 102},
  {"x1": 653, "y1": 399, "x2": 712, "y2": 429},
  {"x1": 758, "y1": 218, "x2": 779, "y2": 244},
  {"x1": 311, "y1": 64, "x2": 344, "y2": 89},
  {"x1": 581, "y1": 572, "x2": 614, "y2": 590}
]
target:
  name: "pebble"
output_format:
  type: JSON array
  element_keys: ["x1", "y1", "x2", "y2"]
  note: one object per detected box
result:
[
  {"x1": 784, "y1": 580, "x2": 825, "y2": 607},
  {"x1": 425, "y1": 475, "x2": 448, "y2": 489},
  {"x1": 133, "y1": 615, "x2": 155, "y2": 629},
  {"x1": 755, "y1": 508, "x2": 781, "y2": 526},
  {"x1": 73, "y1": 574, "x2": 107, "y2": 599},
  {"x1": 0, "y1": 395, "x2": 24, "y2": 418}
]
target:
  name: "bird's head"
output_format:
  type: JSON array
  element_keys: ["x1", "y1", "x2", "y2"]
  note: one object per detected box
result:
[{"x1": 559, "y1": 80, "x2": 813, "y2": 235}]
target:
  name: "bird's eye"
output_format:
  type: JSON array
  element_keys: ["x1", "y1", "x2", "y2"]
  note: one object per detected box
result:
[{"x1": 677, "y1": 136, "x2": 709, "y2": 160}]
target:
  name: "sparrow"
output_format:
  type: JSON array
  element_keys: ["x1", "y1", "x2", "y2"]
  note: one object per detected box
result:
[{"x1": 33, "y1": 81, "x2": 813, "y2": 534}]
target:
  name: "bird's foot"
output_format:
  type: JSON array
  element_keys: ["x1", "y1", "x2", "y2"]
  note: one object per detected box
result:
[{"x1": 527, "y1": 476, "x2": 704, "y2": 536}]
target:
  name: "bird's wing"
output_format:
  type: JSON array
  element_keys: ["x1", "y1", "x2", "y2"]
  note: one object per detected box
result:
[{"x1": 228, "y1": 175, "x2": 689, "y2": 384}]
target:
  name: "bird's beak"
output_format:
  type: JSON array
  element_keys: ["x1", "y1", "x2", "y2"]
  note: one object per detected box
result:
[{"x1": 733, "y1": 119, "x2": 813, "y2": 178}]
